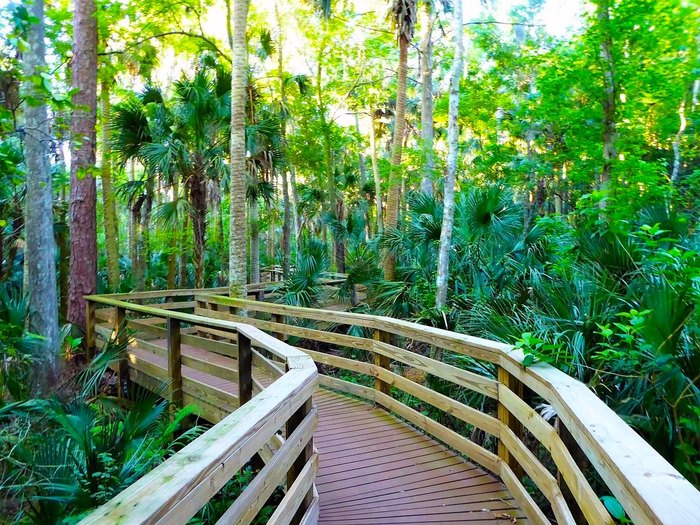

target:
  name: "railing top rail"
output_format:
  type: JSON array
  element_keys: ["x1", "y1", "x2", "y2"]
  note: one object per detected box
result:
[
  {"x1": 79, "y1": 369, "x2": 317, "y2": 525},
  {"x1": 82, "y1": 292, "x2": 319, "y2": 525},
  {"x1": 195, "y1": 293, "x2": 700, "y2": 525},
  {"x1": 85, "y1": 294, "x2": 315, "y2": 367}
]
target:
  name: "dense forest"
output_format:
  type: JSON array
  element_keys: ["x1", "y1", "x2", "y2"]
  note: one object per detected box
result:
[{"x1": 1, "y1": 0, "x2": 700, "y2": 522}]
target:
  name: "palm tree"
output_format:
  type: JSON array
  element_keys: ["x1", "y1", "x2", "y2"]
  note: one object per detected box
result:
[
  {"x1": 111, "y1": 70, "x2": 230, "y2": 289},
  {"x1": 229, "y1": 0, "x2": 249, "y2": 298},
  {"x1": 383, "y1": 0, "x2": 417, "y2": 281}
]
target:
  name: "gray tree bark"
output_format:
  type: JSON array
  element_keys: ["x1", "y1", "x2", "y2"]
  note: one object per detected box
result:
[
  {"x1": 435, "y1": 0, "x2": 463, "y2": 310},
  {"x1": 419, "y1": 1, "x2": 434, "y2": 196},
  {"x1": 23, "y1": 0, "x2": 60, "y2": 392},
  {"x1": 368, "y1": 106, "x2": 384, "y2": 235}
]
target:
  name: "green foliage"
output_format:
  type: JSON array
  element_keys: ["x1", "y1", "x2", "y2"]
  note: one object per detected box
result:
[
  {"x1": 0, "y1": 284, "x2": 41, "y2": 403},
  {"x1": 0, "y1": 328, "x2": 204, "y2": 523}
]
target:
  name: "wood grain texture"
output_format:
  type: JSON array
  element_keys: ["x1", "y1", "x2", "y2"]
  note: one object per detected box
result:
[{"x1": 314, "y1": 389, "x2": 523, "y2": 524}]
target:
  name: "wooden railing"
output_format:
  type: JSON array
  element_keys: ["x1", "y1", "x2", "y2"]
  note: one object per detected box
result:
[
  {"x1": 194, "y1": 293, "x2": 700, "y2": 525},
  {"x1": 79, "y1": 293, "x2": 319, "y2": 525}
]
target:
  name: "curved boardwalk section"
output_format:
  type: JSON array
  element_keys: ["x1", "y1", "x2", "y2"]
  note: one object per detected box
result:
[
  {"x1": 124, "y1": 339, "x2": 524, "y2": 523},
  {"x1": 315, "y1": 389, "x2": 523, "y2": 524},
  {"x1": 84, "y1": 291, "x2": 700, "y2": 524}
]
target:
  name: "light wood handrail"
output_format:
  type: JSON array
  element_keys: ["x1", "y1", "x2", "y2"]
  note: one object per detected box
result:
[
  {"x1": 80, "y1": 295, "x2": 319, "y2": 525},
  {"x1": 195, "y1": 293, "x2": 700, "y2": 525}
]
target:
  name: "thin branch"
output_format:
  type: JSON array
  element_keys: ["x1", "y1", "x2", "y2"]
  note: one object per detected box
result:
[{"x1": 99, "y1": 31, "x2": 231, "y2": 63}]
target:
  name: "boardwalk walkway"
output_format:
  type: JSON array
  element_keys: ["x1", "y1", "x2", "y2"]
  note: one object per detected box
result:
[
  {"x1": 84, "y1": 290, "x2": 700, "y2": 524},
  {"x1": 126, "y1": 339, "x2": 524, "y2": 524}
]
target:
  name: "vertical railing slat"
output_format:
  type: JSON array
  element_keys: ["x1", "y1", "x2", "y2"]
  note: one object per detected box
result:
[
  {"x1": 497, "y1": 366, "x2": 524, "y2": 476},
  {"x1": 114, "y1": 306, "x2": 128, "y2": 398},
  {"x1": 85, "y1": 299, "x2": 96, "y2": 359},
  {"x1": 167, "y1": 317, "x2": 183, "y2": 408},
  {"x1": 373, "y1": 329, "x2": 391, "y2": 396},
  {"x1": 286, "y1": 397, "x2": 314, "y2": 525},
  {"x1": 238, "y1": 330, "x2": 253, "y2": 405}
]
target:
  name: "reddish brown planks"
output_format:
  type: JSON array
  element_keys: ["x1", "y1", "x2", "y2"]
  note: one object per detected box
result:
[{"x1": 313, "y1": 390, "x2": 524, "y2": 524}]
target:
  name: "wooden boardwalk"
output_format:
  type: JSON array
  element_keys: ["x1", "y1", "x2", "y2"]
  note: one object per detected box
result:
[{"x1": 125, "y1": 339, "x2": 524, "y2": 524}]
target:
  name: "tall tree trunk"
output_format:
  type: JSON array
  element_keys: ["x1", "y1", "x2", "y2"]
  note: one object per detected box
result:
[
  {"x1": 368, "y1": 106, "x2": 384, "y2": 235},
  {"x1": 419, "y1": 2, "x2": 434, "y2": 196},
  {"x1": 188, "y1": 171, "x2": 207, "y2": 289},
  {"x1": 276, "y1": 2, "x2": 292, "y2": 280},
  {"x1": 597, "y1": 0, "x2": 616, "y2": 196},
  {"x1": 383, "y1": 35, "x2": 409, "y2": 281},
  {"x1": 166, "y1": 179, "x2": 179, "y2": 288},
  {"x1": 435, "y1": 0, "x2": 463, "y2": 310},
  {"x1": 217, "y1": 185, "x2": 227, "y2": 280},
  {"x1": 290, "y1": 164, "x2": 301, "y2": 254},
  {"x1": 315, "y1": 48, "x2": 343, "y2": 271},
  {"x1": 23, "y1": 0, "x2": 59, "y2": 391},
  {"x1": 128, "y1": 160, "x2": 136, "y2": 276},
  {"x1": 249, "y1": 199, "x2": 260, "y2": 283},
  {"x1": 132, "y1": 196, "x2": 144, "y2": 290},
  {"x1": 229, "y1": 0, "x2": 249, "y2": 299},
  {"x1": 68, "y1": 0, "x2": 98, "y2": 329},
  {"x1": 140, "y1": 181, "x2": 153, "y2": 288},
  {"x1": 179, "y1": 214, "x2": 189, "y2": 287},
  {"x1": 100, "y1": 80, "x2": 119, "y2": 290}
]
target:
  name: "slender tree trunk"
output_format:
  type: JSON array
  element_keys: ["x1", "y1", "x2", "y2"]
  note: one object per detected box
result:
[
  {"x1": 368, "y1": 106, "x2": 384, "y2": 235},
  {"x1": 276, "y1": 3, "x2": 292, "y2": 280},
  {"x1": 166, "y1": 179, "x2": 179, "y2": 288},
  {"x1": 597, "y1": 0, "x2": 616, "y2": 196},
  {"x1": 100, "y1": 80, "x2": 119, "y2": 290},
  {"x1": 23, "y1": 0, "x2": 59, "y2": 391},
  {"x1": 68, "y1": 0, "x2": 98, "y2": 328},
  {"x1": 249, "y1": 199, "x2": 260, "y2": 283},
  {"x1": 229, "y1": 0, "x2": 249, "y2": 299},
  {"x1": 435, "y1": 0, "x2": 463, "y2": 310},
  {"x1": 132, "y1": 196, "x2": 143, "y2": 290},
  {"x1": 140, "y1": 181, "x2": 153, "y2": 288},
  {"x1": 179, "y1": 214, "x2": 189, "y2": 287},
  {"x1": 217, "y1": 185, "x2": 227, "y2": 279},
  {"x1": 290, "y1": 164, "x2": 301, "y2": 254},
  {"x1": 128, "y1": 160, "x2": 136, "y2": 273},
  {"x1": 188, "y1": 170, "x2": 207, "y2": 288},
  {"x1": 419, "y1": 2, "x2": 434, "y2": 196},
  {"x1": 383, "y1": 35, "x2": 409, "y2": 280}
]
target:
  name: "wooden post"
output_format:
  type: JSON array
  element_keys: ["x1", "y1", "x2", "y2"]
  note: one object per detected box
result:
[
  {"x1": 114, "y1": 306, "x2": 128, "y2": 398},
  {"x1": 237, "y1": 331, "x2": 253, "y2": 405},
  {"x1": 167, "y1": 318, "x2": 183, "y2": 408},
  {"x1": 286, "y1": 397, "x2": 314, "y2": 525},
  {"x1": 373, "y1": 329, "x2": 391, "y2": 396},
  {"x1": 497, "y1": 366, "x2": 523, "y2": 476},
  {"x1": 85, "y1": 299, "x2": 96, "y2": 359},
  {"x1": 272, "y1": 313, "x2": 286, "y2": 341}
]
